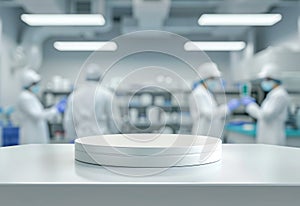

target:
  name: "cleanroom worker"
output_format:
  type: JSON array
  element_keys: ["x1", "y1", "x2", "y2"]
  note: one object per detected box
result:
[
  {"x1": 17, "y1": 69, "x2": 66, "y2": 144},
  {"x1": 64, "y1": 64, "x2": 120, "y2": 140},
  {"x1": 189, "y1": 62, "x2": 240, "y2": 138},
  {"x1": 241, "y1": 64, "x2": 289, "y2": 146}
]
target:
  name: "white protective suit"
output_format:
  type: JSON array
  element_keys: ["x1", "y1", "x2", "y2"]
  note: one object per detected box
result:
[
  {"x1": 246, "y1": 86, "x2": 289, "y2": 145},
  {"x1": 189, "y1": 84, "x2": 228, "y2": 138},
  {"x1": 64, "y1": 81, "x2": 120, "y2": 139},
  {"x1": 17, "y1": 90, "x2": 57, "y2": 144}
]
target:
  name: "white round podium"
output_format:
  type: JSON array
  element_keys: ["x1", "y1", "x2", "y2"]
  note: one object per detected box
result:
[{"x1": 75, "y1": 134, "x2": 222, "y2": 168}]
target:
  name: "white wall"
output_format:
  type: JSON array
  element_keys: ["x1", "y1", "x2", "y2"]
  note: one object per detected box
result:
[
  {"x1": 2, "y1": 4, "x2": 298, "y2": 104},
  {"x1": 257, "y1": 4, "x2": 300, "y2": 51},
  {"x1": 234, "y1": 4, "x2": 300, "y2": 84},
  {"x1": 0, "y1": 7, "x2": 24, "y2": 107},
  {"x1": 40, "y1": 37, "x2": 231, "y2": 90},
  {"x1": 40, "y1": 40, "x2": 90, "y2": 87}
]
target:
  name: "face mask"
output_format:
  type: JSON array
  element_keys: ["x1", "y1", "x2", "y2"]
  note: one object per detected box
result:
[
  {"x1": 30, "y1": 85, "x2": 40, "y2": 94},
  {"x1": 261, "y1": 80, "x2": 275, "y2": 92},
  {"x1": 206, "y1": 79, "x2": 218, "y2": 91}
]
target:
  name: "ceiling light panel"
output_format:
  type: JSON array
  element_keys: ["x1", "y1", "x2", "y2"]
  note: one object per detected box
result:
[
  {"x1": 184, "y1": 41, "x2": 246, "y2": 51},
  {"x1": 198, "y1": 14, "x2": 282, "y2": 26},
  {"x1": 21, "y1": 14, "x2": 105, "y2": 26},
  {"x1": 53, "y1": 41, "x2": 117, "y2": 51}
]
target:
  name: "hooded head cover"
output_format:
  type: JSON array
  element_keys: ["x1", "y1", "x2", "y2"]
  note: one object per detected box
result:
[
  {"x1": 86, "y1": 64, "x2": 102, "y2": 81},
  {"x1": 22, "y1": 69, "x2": 41, "y2": 89},
  {"x1": 197, "y1": 62, "x2": 221, "y2": 80}
]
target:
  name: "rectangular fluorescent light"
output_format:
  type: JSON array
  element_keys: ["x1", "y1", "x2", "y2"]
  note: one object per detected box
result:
[
  {"x1": 54, "y1": 41, "x2": 117, "y2": 51},
  {"x1": 184, "y1": 41, "x2": 246, "y2": 51},
  {"x1": 21, "y1": 14, "x2": 105, "y2": 26},
  {"x1": 198, "y1": 14, "x2": 282, "y2": 26}
]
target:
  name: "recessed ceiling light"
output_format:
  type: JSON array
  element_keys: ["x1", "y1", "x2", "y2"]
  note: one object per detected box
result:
[
  {"x1": 53, "y1": 41, "x2": 117, "y2": 51},
  {"x1": 184, "y1": 41, "x2": 246, "y2": 51},
  {"x1": 198, "y1": 14, "x2": 282, "y2": 26},
  {"x1": 21, "y1": 14, "x2": 105, "y2": 26}
]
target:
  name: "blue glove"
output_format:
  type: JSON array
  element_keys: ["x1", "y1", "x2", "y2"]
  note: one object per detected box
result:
[
  {"x1": 5, "y1": 106, "x2": 14, "y2": 116},
  {"x1": 241, "y1": 96, "x2": 255, "y2": 106},
  {"x1": 56, "y1": 98, "x2": 67, "y2": 113},
  {"x1": 228, "y1": 99, "x2": 240, "y2": 111},
  {"x1": 192, "y1": 81, "x2": 200, "y2": 90}
]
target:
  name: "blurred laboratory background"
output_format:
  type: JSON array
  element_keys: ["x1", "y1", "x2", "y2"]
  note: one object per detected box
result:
[{"x1": 0, "y1": 0, "x2": 300, "y2": 147}]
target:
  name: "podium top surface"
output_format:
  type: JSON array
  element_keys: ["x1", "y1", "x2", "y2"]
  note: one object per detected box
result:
[{"x1": 0, "y1": 144, "x2": 300, "y2": 185}]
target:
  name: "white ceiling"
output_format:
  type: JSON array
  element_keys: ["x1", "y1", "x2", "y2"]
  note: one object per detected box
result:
[{"x1": 0, "y1": 0, "x2": 298, "y2": 40}]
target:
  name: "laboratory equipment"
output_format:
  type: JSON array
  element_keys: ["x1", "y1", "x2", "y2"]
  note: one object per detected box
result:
[
  {"x1": 240, "y1": 82, "x2": 252, "y2": 97},
  {"x1": 1, "y1": 127, "x2": 19, "y2": 147},
  {"x1": 296, "y1": 108, "x2": 300, "y2": 129}
]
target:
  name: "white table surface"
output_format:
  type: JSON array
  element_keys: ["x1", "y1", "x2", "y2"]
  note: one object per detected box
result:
[
  {"x1": 1, "y1": 144, "x2": 300, "y2": 206},
  {"x1": 0, "y1": 144, "x2": 300, "y2": 185}
]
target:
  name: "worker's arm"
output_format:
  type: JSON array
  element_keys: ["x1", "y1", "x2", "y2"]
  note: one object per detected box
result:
[
  {"x1": 215, "y1": 104, "x2": 229, "y2": 119},
  {"x1": 246, "y1": 95, "x2": 286, "y2": 121},
  {"x1": 189, "y1": 91, "x2": 214, "y2": 120},
  {"x1": 190, "y1": 91, "x2": 228, "y2": 120},
  {"x1": 189, "y1": 93, "x2": 201, "y2": 121},
  {"x1": 20, "y1": 96, "x2": 57, "y2": 121}
]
